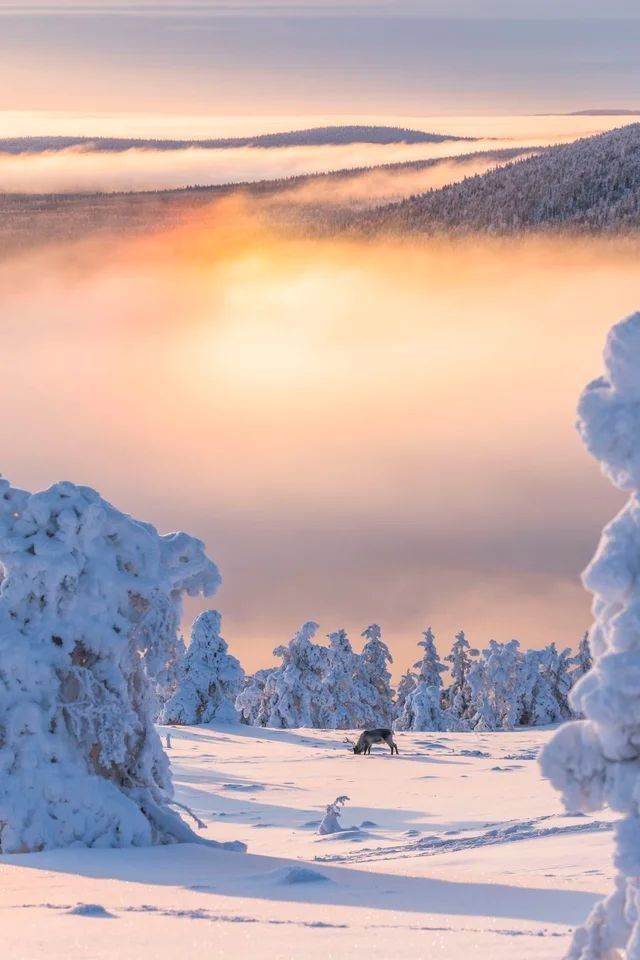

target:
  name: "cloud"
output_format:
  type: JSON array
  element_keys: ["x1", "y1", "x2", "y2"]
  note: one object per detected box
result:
[{"x1": 2, "y1": 206, "x2": 636, "y2": 671}]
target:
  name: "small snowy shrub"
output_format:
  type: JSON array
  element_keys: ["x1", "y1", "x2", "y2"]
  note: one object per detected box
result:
[
  {"x1": 540, "y1": 312, "x2": 640, "y2": 958},
  {"x1": 0, "y1": 479, "x2": 241, "y2": 854},
  {"x1": 318, "y1": 795, "x2": 350, "y2": 835},
  {"x1": 162, "y1": 610, "x2": 244, "y2": 725}
]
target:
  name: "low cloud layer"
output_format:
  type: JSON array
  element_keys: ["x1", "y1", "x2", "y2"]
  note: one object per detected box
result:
[
  {"x1": 0, "y1": 140, "x2": 540, "y2": 194},
  {"x1": 2, "y1": 209, "x2": 635, "y2": 671}
]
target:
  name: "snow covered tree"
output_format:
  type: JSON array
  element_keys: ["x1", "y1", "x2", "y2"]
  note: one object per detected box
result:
[
  {"x1": 540, "y1": 312, "x2": 640, "y2": 958},
  {"x1": 414, "y1": 627, "x2": 447, "y2": 687},
  {"x1": 443, "y1": 630, "x2": 477, "y2": 719},
  {"x1": 264, "y1": 621, "x2": 326, "y2": 728},
  {"x1": 155, "y1": 636, "x2": 186, "y2": 716},
  {"x1": 0, "y1": 479, "x2": 245, "y2": 854},
  {"x1": 571, "y1": 631, "x2": 592, "y2": 685},
  {"x1": 395, "y1": 627, "x2": 454, "y2": 731},
  {"x1": 518, "y1": 645, "x2": 572, "y2": 727},
  {"x1": 395, "y1": 681, "x2": 455, "y2": 732},
  {"x1": 394, "y1": 669, "x2": 418, "y2": 719},
  {"x1": 162, "y1": 611, "x2": 244, "y2": 725},
  {"x1": 467, "y1": 639, "x2": 522, "y2": 731},
  {"x1": 316, "y1": 629, "x2": 365, "y2": 729},
  {"x1": 235, "y1": 668, "x2": 275, "y2": 726},
  {"x1": 354, "y1": 624, "x2": 395, "y2": 727},
  {"x1": 318, "y1": 795, "x2": 350, "y2": 835}
]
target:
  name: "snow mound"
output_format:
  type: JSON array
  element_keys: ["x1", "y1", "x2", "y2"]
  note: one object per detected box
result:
[
  {"x1": 66, "y1": 903, "x2": 116, "y2": 919},
  {"x1": 261, "y1": 866, "x2": 332, "y2": 885}
]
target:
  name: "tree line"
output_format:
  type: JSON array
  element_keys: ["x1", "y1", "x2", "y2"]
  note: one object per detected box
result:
[{"x1": 160, "y1": 615, "x2": 592, "y2": 733}]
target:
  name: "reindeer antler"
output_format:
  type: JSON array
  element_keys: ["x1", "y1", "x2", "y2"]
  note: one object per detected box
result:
[{"x1": 343, "y1": 736, "x2": 356, "y2": 748}]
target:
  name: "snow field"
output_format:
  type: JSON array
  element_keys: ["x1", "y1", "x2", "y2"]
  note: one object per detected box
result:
[{"x1": 2, "y1": 724, "x2": 613, "y2": 959}]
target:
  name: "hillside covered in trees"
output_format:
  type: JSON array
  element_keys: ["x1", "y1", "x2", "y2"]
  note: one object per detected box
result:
[
  {"x1": 0, "y1": 125, "x2": 470, "y2": 155},
  {"x1": 363, "y1": 123, "x2": 640, "y2": 234}
]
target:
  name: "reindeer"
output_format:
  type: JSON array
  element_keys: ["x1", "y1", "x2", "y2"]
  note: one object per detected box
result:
[{"x1": 344, "y1": 728, "x2": 398, "y2": 756}]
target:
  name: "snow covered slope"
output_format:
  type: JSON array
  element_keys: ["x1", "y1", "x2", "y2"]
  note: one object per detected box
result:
[
  {"x1": 1, "y1": 726, "x2": 613, "y2": 959},
  {"x1": 365, "y1": 123, "x2": 640, "y2": 234}
]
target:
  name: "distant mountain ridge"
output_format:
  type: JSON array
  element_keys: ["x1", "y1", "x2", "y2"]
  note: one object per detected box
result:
[
  {"x1": 568, "y1": 109, "x2": 640, "y2": 116},
  {"x1": 0, "y1": 125, "x2": 471, "y2": 155},
  {"x1": 360, "y1": 123, "x2": 640, "y2": 234}
]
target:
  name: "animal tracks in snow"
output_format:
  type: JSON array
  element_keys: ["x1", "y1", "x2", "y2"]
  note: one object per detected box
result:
[{"x1": 314, "y1": 815, "x2": 612, "y2": 864}]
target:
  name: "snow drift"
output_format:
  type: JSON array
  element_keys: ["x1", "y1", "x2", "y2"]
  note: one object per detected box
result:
[{"x1": 0, "y1": 478, "x2": 243, "y2": 853}]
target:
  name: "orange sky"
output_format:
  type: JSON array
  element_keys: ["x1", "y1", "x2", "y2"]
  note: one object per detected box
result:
[{"x1": 2, "y1": 208, "x2": 634, "y2": 672}]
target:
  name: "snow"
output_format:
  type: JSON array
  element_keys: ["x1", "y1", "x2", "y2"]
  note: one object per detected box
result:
[
  {"x1": 0, "y1": 478, "x2": 229, "y2": 854},
  {"x1": 540, "y1": 311, "x2": 640, "y2": 957},
  {"x1": 1, "y1": 723, "x2": 614, "y2": 959},
  {"x1": 162, "y1": 610, "x2": 244, "y2": 725}
]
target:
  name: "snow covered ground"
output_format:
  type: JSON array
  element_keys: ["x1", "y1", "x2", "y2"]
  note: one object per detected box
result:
[{"x1": 1, "y1": 725, "x2": 613, "y2": 959}]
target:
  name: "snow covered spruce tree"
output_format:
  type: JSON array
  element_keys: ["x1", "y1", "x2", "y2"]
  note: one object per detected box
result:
[
  {"x1": 467, "y1": 639, "x2": 523, "y2": 730},
  {"x1": 516, "y1": 645, "x2": 572, "y2": 727},
  {"x1": 394, "y1": 668, "x2": 418, "y2": 718},
  {"x1": 263, "y1": 621, "x2": 326, "y2": 728},
  {"x1": 443, "y1": 630, "x2": 477, "y2": 720},
  {"x1": 540, "y1": 312, "x2": 640, "y2": 959},
  {"x1": 151, "y1": 597, "x2": 186, "y2": 718},
  {"x1": 316, "y1": 629, "x2": 365, "y2": 729},
  {"x1": 355, "y1": 624, "x2": 395, "y2": 727},
  {"x1": 395, "y1": 628, "x2": 454, "y2": 732},
  {"x1": 0, "y1": 479, "x2": 246, "y2": 853},
  {"x1": 571, "y1": 631, "x2": 592, "y2": 684},
  {"x1": 162, "y1": 611, "x2": 244, "y2": 725},
  {"x1": 236, "y1": 668, "x2": 275, "y2": 726}
]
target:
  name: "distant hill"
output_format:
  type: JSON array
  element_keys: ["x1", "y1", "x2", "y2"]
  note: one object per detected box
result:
[
  {"x1": 0, "y1": 148, "x2": 527, "y2": 255},
  {"x1": 568, "y1": 109, "x2": 640, "y2": 116},
  {"x1": 0, "y1": 126, "x2": 472, "y2": 155},
  {"x1": 360, "y1": 123, "x2": 640, "y2": 235}
]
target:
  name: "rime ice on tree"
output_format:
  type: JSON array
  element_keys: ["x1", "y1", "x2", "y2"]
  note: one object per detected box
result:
[
  {"x1": 236, "y1": 668, "x2": 275, "y2": 726},
  {"x1": 394, "y1": 669, "x2": 418, "y2": 719},
  {"x1": 0, "y1": 479, "x2": 244, "y2": 854},
  {"x1": 264, "y1": 621, "x2": 326, "y2": 728},
  {"x1": 443, "y1": 630, "x2": 477, "y2": 719},
  {"x1": 162, "y1": 610, "x2": 244, "y2": 725},
  {"x1": 540, "y1": 312, "x2": 640, "y2": 959},
  {"x1": 355, "y1": 624, "x2": 395, "y2": 727},
  {"x1": 395, "y1": 628, "x2": 453, "y2": 732},
  {"x1": 317, "y1": 629, "x2": 365, "y2": 729}
]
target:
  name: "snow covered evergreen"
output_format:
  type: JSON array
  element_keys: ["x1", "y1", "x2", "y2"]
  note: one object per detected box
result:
[
  {"x1": 468, "y1": 639, "x2": 523, "y2": 731},
  {"x1": 316, "y1": 629, "x2": 367, "y2": 729},
  {"x1": 394, "y1": 669, "x2": 418, "y2": 718},
  {"x1": 364, "y1": 122, "x2": 640, "y2": 235},
  {"x1": 540, "y1": 312, "x2": 640, "y2": 958},
  {"x1": 162, "y1": 611, "x2": 244, "y2": 725},
  {"x1": 414, "y1": 627, "x2": 446, "y2": 687},
  {"x1": 0, "y1": 479, "x2": 244, "y2": 854},
  {"x1": 236, "y1": 668, "x2": 276, "y2": 727},
  {"x1": 355, "y1": 624, "x2": 395, "y2": 727},
  {"x1": 395, "y1": 628, "x2": 454, "y2": 731},
  {"x1": 263, "y1": 621, "x2": 326, "y2": 728},
  {"x1": 571, "y1": 631, "x2": 592, "y2": 684},
  {"x1": 443, "y1": 630, "x2": 477, "y2": 719}
]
